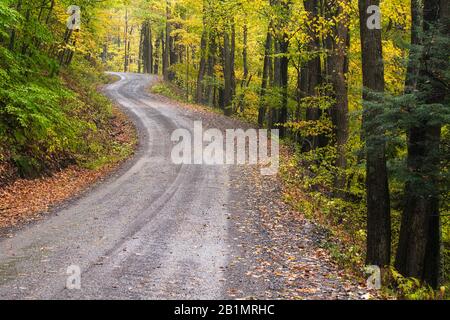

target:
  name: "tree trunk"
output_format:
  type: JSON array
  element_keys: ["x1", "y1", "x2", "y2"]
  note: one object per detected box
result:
[
  {"x1": 168, "y1": 33, "x2": 177, "y2": 80},
  {"x1": 278, "y1": 36, "x2": 289, "y2": 138},
  {"x1": 243, "y1": 24, "x2": 249, "y2": 80},
  {"x1": 258, "y1": 29, "x2": 272, "y2": 127},
  {"x1": 236, "y1": 23, "x2": 250, "y2": 114},
  {"x1": 231, "y1": 22, "x2": 236, "y2": 100},
  {"x1": 167, "y1": 4, "x2": 178, "y2": 81},
  {"x1": 163, "y1": 1, "x2": 171, "y2": 80},
  {"x1": 59, "y1": 28, "x2": 73, "y2": 66},
  {"x1": 147, "y1": 24, "x2": 153, "y2": 73},
  {"x1": 268, "y1": 0, "x2": 291, "y2": 136},
  {"x1": 223, "y1": 30, "x2": 233, "y2": 115},
  {"x1": 196, "y1": 31, "x2": 207, "y2": 103},
  {"x1": 324, "y1": 0, "x2": 350, "y2": 191},
  {"x1": 124, "y1": 8, "x2": 129, "y2": 72},
  {"x1": 358, "y1": 0, "x2": 391, "y2": 267},
  {"x1": 139, "y1": 24, "x2": 144, "y2": 73},
  {"x1": 186, "y1": 46, "x2": 190, "y2": 100},
  {"x1": 206, "y1": 34, "x2": 217, "y2": 107},
  {"x1": 141, "y1": 22, "x2": 153, "y2": 74},
  {"x1": 196, "y1": 4, "x2": 208, "y2": 104},
  {"x1": 395, "y1": 0, "x2": 448, "y2": 288},
  {"x1": 154, "y1": 32, "x2": 162, "y2": 74},
  {"x1": 303, "y1": 0, "x2": 324, "y2": 151}
]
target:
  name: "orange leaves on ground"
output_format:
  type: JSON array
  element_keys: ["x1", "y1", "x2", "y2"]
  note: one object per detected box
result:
[{"x1": 0, "y1": 166, "x2": 109, "y2": 228}]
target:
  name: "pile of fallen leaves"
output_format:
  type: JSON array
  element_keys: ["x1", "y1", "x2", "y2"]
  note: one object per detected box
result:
[
  {"x1": 225, "y1": 164, "x2": 378, "y2": 300},
  {"x1": 0, "y1": 166, "x2": 104, "y2": 228}
]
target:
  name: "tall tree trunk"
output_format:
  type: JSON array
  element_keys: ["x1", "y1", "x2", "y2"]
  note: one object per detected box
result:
[
  {"x1": 206, "y1": 34, "x2": 217, "y2": 107},
  {"x1": 358, "y1": 0, "x2": 391, "y2": 267},
  {"x1": 242, "y1": 23, "x2": 249, "y2": 80},
  {"x1": 186, "y1": 46, "x2": 190, "y2": 100},
  {"x1": 139, "y1": 24, "x2": 144, "y2": 73},
  {"x1": 126, "y1": 27, "x2": 132, "y2": 71},
  {"x1": 167, "y1": 4, "x2": 178, "y2": 81},
  {"x1": 269, "y1": 39, "x2": 280, "y2": 129},
  {"x1": 163, "y1": 1, "x2": 171, "y2": 80},
  {"x1": 395, "y1": 0, "x2": 448, "y2": 288},
  {"x1": 141, "y1": 21, "x2": 153, "y2": 74},
  {"x1": 196, "y1": 3, "x2": 208, "y2": 104},
  {"x1": 231, "y1": 22, "x2": 236, "y2": 99},
  {"x1": 324, "y1": 0, "x2": 350, "y2": 192},
  {"x1": 237, "y1": 23, "x2": 250, "y2": 113},
  {"x1": 303, "y1": 0, "x2": 323, "y2": 151},
  {"x1": 269, "y1": 0, "x2": 291, "y2": 136},
  {"x1": 59, "y1": 28, "x2": 73, "y2": 66},
  {"x1": 258, "y1": 28, "x2": 272, "y2": 127},
  {"x1": 124, "y1": 8, "x2": 129, "y2": 72},
  {"x1": 168, "y1": 31, "x2": 177, "y2": 80},
  {"x1": 223, "y1": 30, "x2": 233, "y2": 115},
  {"x1": 196, "y1": 30, "x2": 207, "y2": 103},
  {"x1": 278, "y1": 36, "x2": 289, "y2": 138},
  {"x1": 150, "y1": 27, "x2": 154, "y2": 73},
  {"x1": 154, "y1": 33, "x2": 162, "y2": 74}
]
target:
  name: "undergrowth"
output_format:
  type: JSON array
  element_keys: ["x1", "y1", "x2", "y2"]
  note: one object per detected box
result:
[{"x1": 0, "y1": 52, "x2": 135, "y2": 183}]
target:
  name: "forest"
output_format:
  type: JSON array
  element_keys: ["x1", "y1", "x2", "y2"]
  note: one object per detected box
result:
[{"x1": 0, "y1": 0, "x2": 449, "y2": 299}]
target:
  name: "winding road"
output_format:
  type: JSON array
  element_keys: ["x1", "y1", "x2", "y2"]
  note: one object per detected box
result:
[
  {"x1": 0, "y1": 73, "x2": 233, "y2": 299},
  {"x1": 0, "y1": 73, "x2": 367, "y2": 300}
]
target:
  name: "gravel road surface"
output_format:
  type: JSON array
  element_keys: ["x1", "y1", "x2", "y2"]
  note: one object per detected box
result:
[{"x1": 0, "y1": 73, "x2": 367, "y2": 300}]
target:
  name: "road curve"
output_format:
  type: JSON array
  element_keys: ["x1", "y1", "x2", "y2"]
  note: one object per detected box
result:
[{"x1": 0, "y1": 73, "x2": 232, "y2": 299}]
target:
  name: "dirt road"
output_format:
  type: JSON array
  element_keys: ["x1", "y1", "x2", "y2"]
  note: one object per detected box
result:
[{"x1": 0, "y1": 73, "x2": 367, "y2": 300}]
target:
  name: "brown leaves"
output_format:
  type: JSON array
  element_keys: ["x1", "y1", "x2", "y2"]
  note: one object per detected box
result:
[
  {"x1": 225, "y1": 154, "x2": 373, "y2": 300},
  {"x1": 0, "y1": 166, "x2": 105, "y2": 228}
]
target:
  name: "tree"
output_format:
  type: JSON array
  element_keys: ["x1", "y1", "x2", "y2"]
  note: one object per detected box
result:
[
  {"x1": 163, "y1": 0, "x2": 170, "y2": 80},
  {"x1": 124, "y1": 8, "x2": 130, "y2": 72},
  {"x1": 302, "y1": 0, "x2": 324, "y2": 150},
  {"x1": 358, "y1": 0, "x2": 391, "y2": 267},
  {"x1": 269, "y1": 0, "x2": 291, "y2": 137},
  {"x1": 140, "y1": 21, "x2": 153, "y2": 74},
  {"x1": 258, "y1": 2, "x2": 274, "y2": 127},
  {"x1": 196, "y1": 0, "x2": 209, "y2": 104},
  {"x1": 223, "y1": 27, "x2": 234, "y2": 115},
  {"x1": 395, "y1": 0, "x2": 449, "y2": 288},
  {"x1": 219, "y1": 0, "x2": 237, "y2": 115},
  {"x1": 324, "y1": 0, "x2": 350, "y2": 191}
]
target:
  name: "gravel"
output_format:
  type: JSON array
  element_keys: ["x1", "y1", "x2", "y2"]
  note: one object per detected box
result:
[{"x1": 0, "y1": 73, "x2": 369, "y2": 300}]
